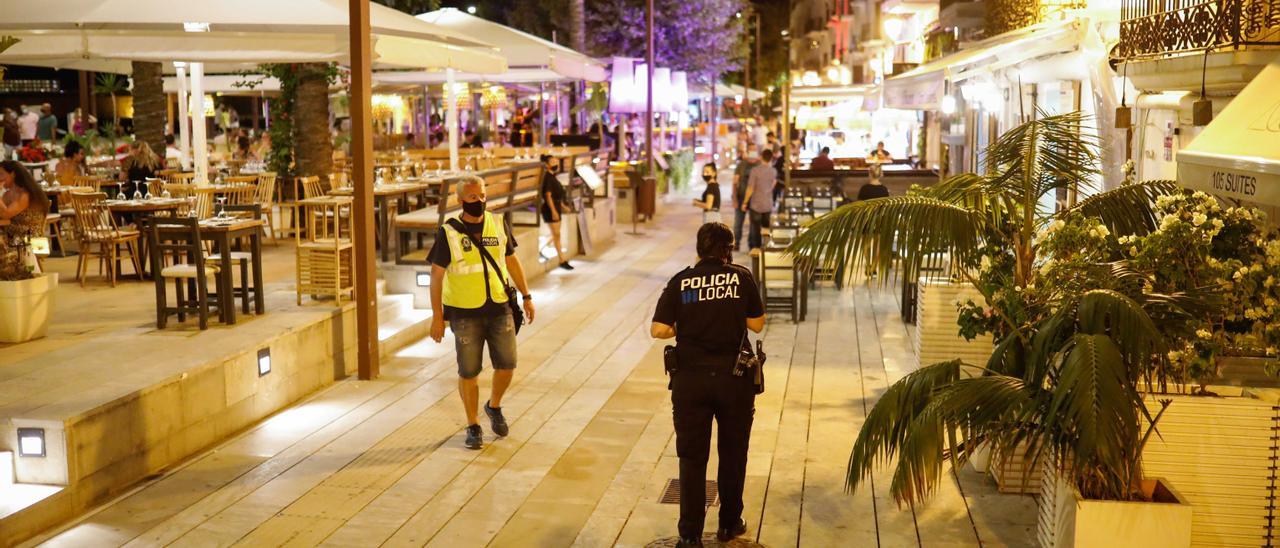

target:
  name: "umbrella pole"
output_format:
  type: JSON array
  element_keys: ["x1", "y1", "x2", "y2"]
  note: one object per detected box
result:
[
  {"x1": 190, "y1": 62, "x2": 209, "y2": 184},
  {"x1": 176, "y1": 64, "x2": 192, "y2": 170},
  {"x1": 447, "y1": 68, "x2": 459, "y2": 171},
  {"x1": 350, "y1": 0, "x2": 379, "y2": 380}
]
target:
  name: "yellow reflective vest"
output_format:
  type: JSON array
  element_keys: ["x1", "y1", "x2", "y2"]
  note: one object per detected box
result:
[{"x1": 441, "y1": 212, "x2": 511, "y2": 309}]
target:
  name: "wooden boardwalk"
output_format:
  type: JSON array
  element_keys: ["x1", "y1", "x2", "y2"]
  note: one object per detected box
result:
[{"x1": 31, "y1": 195, "x2": 1037, "y2": 548}]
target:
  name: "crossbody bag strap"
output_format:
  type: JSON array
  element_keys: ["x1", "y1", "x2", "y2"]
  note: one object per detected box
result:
[{"x1": 446, "y1": 218, "x2": 513, "y2": 292}]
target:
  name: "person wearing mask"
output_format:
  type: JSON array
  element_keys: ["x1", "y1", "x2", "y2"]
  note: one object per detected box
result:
[
  {"x1": 0, "y1": 161, "x2": 51, "y2": 270},
  {"x1": 740, "y1": 148, "x2": 776, "y2": 250},
  {"x1": 17, "y1": 108, "x2": 39, "y2": 146},
  {"x1": 652, "y1": 222, "x2": 765, "y2": 548},
  {"x1": 692, "y1": 163, "x2": 722, "y2": 224},
  {"x1": 539, "y1": 154, "x2": 573, "y2": 270},
  {"x1": 428, "y1": 175, "x2": 536, "y2": 450},
  {"x1": 730, "y1": 150, "x2": 759, "y2": 251},
  {"x1": 810, "y1": 146, "x2": 835, "y2": 171},
  {"x1": 54, "y1": 141, "x2": 87, "y2": 183},
  {"x1": 36, "y1": 104, "x2": 57, "y2": 142},
  {"x1": 2, "y1": 109, "x2": 20, "y2": 159}
]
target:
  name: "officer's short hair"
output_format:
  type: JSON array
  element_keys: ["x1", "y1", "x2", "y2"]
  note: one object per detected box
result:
[
  {"x1": 761, "y1": 149, "x2": 774, "y2": 162},
  {"x1": 696, "y1": 223, "x2": 735, "y2": 260},
  {"x1": 455, "y1": 175, "x2": 485, "y2": 200}
]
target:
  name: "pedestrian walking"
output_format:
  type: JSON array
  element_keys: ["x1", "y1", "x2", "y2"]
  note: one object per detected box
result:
[
  {"x1": 730, "y1": 150, "x2": 758, "y2": 251},
  {"x1": 429, "y1": 175, "x2": 536, "y2": 450},
  {"x1": 740, "y1": 148, "x2": 776, "y2": 250},
  {"x1": 539, "y1": 154, "x2": 573, "y2": 270},
  {"x1": 652, "y1": 222, "x2": 766, "y2": 547}
]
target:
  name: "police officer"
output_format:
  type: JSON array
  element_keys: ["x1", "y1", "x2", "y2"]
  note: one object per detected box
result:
[{"x1": 651, "y1": 222, "x2": 766, "y2": 547}]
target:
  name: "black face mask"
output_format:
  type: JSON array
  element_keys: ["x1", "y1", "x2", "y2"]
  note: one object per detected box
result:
[
  {"x1": 702, "y1": 173, "x2": 715, "y2": 182},
  {"x1": 462, "y1": 199, "x2": 486, "y2": 217}
]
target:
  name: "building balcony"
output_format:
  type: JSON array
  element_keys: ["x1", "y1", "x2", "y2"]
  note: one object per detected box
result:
[{"x1": 1113, "y1": 0, "x2": 1280, "y2": 62}]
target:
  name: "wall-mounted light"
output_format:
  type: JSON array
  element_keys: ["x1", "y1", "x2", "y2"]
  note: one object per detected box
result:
[
  {"x1": 882, "y1": 17, "x2": 905, "y2": 43},
  {"x1": 416, "y1": 272, "x2": 431, "y2": 287},
  {"x1": 183, "y1": 22, "x2": 210, "y2": 33},
  {"x1": 257, "y1": 348, "x2": 271, "y2": 377},
  {"x1": 467, "y1": 5, "x2": 477, "y2": 14},
  {"x1": 17, "y1": 428, "x2": 45, "y2": 458}
]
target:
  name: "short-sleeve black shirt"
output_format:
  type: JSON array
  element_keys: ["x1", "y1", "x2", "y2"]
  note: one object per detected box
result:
[
  {"x1": 428, "y1": 216, "x2": 518, "y2": 320},
  {"x1": 541, "y1": 171, "x2": 566, "y2": 209},
  {"x1": 653, "y1": 259, "x2": 764, "y2": 365},
  {"x1": 701, "y1": 183, "x2": 721, "y2": 210}
]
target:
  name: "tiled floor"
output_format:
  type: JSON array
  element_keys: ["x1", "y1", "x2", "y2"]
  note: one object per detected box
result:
[{"x1": 30, "y1": 191, "x2": 1038, "y2": 547}]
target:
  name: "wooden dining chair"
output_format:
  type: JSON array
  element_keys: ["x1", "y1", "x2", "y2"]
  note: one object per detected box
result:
[
  {"x1": 69, "y1": 191, "x2": 143, "y2": 287},
  {"x1": 295, "y1": 197, "x2": 354, "y2": 305},
  {"x1": 253, "y1": 172, "x2": 279, "y2": 243},
  {"x1": 209, "y1": 204, "x2": 263, "y2": 316},
  {"x1": 148, "y1": 216, "x2": 222, "y2": 330},
  {"x1": 162, "y1": 172, "x2": 196, "y2": 185},
  {"x1": 192, "y1": 187, "x2": 218, "y2": 220}
]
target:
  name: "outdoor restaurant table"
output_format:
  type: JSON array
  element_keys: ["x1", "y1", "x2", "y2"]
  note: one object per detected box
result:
[
  {"x1": 329, "y1": 181, "x2": 432, "y2": 262},
  {"x1": 103, "y1": 197, "x2": 186, "y2": 275},
  {"x1": 199, "y1": 217, "x2": 265, "y2": 325}
]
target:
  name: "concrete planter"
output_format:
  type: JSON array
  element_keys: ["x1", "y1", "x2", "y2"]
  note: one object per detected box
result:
[
  {"x1": 0, "y1": 272, "x2": 57, "y2": 343},
  {"x1": 1044, "y1": 477, "x2": 1192, "y2": 548}
]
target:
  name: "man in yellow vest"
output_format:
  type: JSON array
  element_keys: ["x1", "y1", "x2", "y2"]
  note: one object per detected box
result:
[{"x1": 429, "y1": 176, "x2": 536, "y2": 449}]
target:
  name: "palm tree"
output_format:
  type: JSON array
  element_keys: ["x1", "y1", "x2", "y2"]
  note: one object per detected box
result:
[
  {"x1": 292, "y1": 63, "x2": 334, "y2": 186},
  {"x1": 94, "y1": 73, "x2": 129, "y2": 132},
  {"x1": 788, "y1": 112, "x2": 1189, "y2": 504},
  {"x1": 131, "y1": 61, "x2": 167, "y2": 158},
  {"x1": 571, "y1": 82, "x2": 609, "y2": 147}
]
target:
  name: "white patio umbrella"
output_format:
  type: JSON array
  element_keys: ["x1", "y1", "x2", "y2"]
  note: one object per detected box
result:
[
  {"x1": 377, "y1": 7, "x2": 606, "y2": 169},
  {"x1": 0, "y1": 0, "x2": 507, "y2": 180}
]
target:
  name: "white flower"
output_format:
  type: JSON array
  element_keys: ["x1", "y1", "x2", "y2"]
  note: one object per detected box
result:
[
  {"x1": 980, "y1": 255, "x2": 992, "y2": 272},
  {"x1": 1196, "y1": 329, "x2": 1212, "y2": 340},
  {"x1": 1167, "y1": 350, "x2": 1183, "y2": 361},
  {"x1": 1193, "y1": 191, "x2": 1209, "y2": 199},
  {"x1": 1212, "y1": 219, "x2": 1225, "y2": 230},
  {"x1": 1129, "y1": 246, "x2": 1139, "y2": 256},
  {"x1": 1192, "y1": 213, "x2": 1208, "y2": 226}
]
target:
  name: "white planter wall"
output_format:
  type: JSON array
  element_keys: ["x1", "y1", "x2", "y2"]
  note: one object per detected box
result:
[{"x1": 913, "y1": 277, "x2": 994, "y2": 370}]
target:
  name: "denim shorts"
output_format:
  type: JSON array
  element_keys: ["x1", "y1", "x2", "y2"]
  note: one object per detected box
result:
[{"x1": 450, "y1": 313, "x2": 518, "y2": 379}]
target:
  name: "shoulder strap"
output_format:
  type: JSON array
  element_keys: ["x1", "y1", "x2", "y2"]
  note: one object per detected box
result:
[{"x1": 445, "y1": 217, "x2": 512, "y2": 290}]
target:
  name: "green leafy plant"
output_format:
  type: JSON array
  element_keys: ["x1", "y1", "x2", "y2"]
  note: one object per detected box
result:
[
  {"x1": 788, "y1": 112, "x2": 1193, "y2": 504},
  {"x1": 664, "y1": 148, "x2": 695, "y2": 192},
  {"x1": 94, "y1": 73, "x2": 129, "y2": 130}
]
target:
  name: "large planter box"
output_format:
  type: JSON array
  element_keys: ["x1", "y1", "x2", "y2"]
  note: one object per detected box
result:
[
  {"x1": 1042, "y1": 476, "x2": 1192, "y2": 548},
  {"x1": 0, "y1": 272, "x2": 57, "y2": 343},
  {"x1": 1138, "y1": 393, "x2": 1280, "y2": 546},
  {"x1": 913, "y1": 277, "x2": 994, "y2": 370}
]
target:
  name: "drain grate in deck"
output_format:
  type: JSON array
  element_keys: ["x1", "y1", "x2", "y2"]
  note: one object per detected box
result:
[{"x1": 659, "y1": 479, "x2": 718, "y2": 506}]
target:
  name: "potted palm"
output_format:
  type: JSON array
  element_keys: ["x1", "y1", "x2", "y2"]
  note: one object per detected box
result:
[
  {"x1": 789, "y1": 112, "x2": 1196, "y2": 547},
  {"x1": 0, "y1": 242, "x2": 57, "y2": 343}
]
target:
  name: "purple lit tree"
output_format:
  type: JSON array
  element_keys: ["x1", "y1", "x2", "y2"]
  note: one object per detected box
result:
[{"x1": 588, "y1": 0, "x2": 746, "y2": 85}]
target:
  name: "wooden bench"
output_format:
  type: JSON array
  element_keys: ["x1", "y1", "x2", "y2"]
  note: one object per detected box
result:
[{"x1": 394, "y1": 162, "x2": 544, "y2": 265}]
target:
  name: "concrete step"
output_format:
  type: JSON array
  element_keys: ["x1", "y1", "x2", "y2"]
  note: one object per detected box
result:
[
  {"x1": 376, "y1": 278, "x2": 388, "y2": 297},
  {"x1": 378, "y1": 307, "x2": 432, "y2": 359}
]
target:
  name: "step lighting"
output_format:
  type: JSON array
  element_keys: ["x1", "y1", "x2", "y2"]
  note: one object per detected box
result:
[
  {"x1": 416, "y1": 272, "x2": 431, "y2": 287},
  {"x1": 17, "y1": 428, "x2": 45, "y2": 458},
  {"x1": 257, "y1": 348, "x2": 272, "y2": 377}
]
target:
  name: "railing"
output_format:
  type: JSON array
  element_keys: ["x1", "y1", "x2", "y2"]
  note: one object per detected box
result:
[{"x1": 1114, "y1": 0, "x2": 1280, "y2": 61}]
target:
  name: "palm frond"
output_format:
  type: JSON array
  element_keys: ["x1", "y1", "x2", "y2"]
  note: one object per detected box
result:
[
  {"x1": 984, "y1": 111, "x2": 1100, "y2": 206},
  {"x1": 1066, "y1": 180, "x2": 1180, "y2": 236},
  {"x1": 1043, "y1": 333, "x2": 1142, "y2": 499},
  {"x1": 887, "y1": 374, "x2": 1031, "y2": 506},
  {"x1": 787, "y1": 195, "x2": 988, "y2": 283},
  {"x1": 846, "y1": 360, "x2": 963, "y2": 494},
  {"x1": 1077, "y1": 289, "x2": 1165, "y2": 365}
]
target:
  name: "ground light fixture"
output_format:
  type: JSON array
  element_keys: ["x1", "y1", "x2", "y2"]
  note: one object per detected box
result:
[
  {"x1": 183, "y1": 22, "x2": 210, "y2": 33},
  {"x1": 467, "y1": 5, "x2": 477, "y2": 14},
  {"x1": 416, "y1": 272, "x2": 431, "y2": 287},
  {"x1": 17, "y1": 427, "x2": 45, "y2": 458},
  {"x1": 257, "y1": 348, "x2": 271, "y2": 377}
]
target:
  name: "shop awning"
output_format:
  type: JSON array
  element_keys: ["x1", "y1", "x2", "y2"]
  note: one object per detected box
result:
[
  {"x1": 882, "y1": 19, "x2": 1085, "y2": 110},
  {"x1": 1177, "y1": 61, "x2": 1280, "y2": 206},
  {"x1": 791, "y1": 85, "x2": 872, "y2": 104}
]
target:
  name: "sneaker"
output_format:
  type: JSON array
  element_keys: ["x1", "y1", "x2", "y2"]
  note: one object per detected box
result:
[
  {"x1": 464, "y1": 424, "x2": 483, "y2": 450},
  {"x1": 484, "y1": 400, "x2": 509, "y2": 437},
  {"x1": 559, "y1": 261, "x2": 575, "y2": 271},
  {"x1": 675, "y1": 537, "x2": 703, "y2": 548},
  {"x1": 717, "y1": 519, "x2": 747, "y2": 542}
]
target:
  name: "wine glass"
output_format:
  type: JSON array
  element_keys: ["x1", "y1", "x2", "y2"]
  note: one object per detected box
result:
[
  {"x1": 116, "y1": 182, "x2": 126, "y2": 200},
  {"x1": 133, "y1": 189, "x2": 143, "y2": 201},
  {"x1": 215, "y1": 196, "x2": 227, "y2": 219},
  {"x1": 162, "y1": 189, "x2": 172, "y2": 199}
]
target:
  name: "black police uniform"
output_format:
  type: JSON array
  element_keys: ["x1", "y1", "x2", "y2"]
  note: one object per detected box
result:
[{"x1": 653, "y1": 258, "x2": 764, "y2": 540}]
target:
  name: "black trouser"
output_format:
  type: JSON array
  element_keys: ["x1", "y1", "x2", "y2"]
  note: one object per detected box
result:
[{"x1": 670, "y1": 362, "x2": 757, "y2": 539}]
